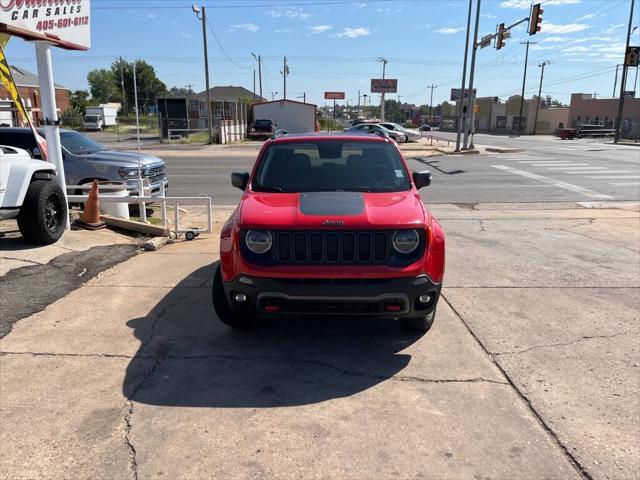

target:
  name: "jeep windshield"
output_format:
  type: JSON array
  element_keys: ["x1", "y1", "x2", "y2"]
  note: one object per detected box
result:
[
  {"x1": 60, "y1": 131, "x2": 107, "y2": 155},
  {"x1": 252, "y1": 140, "x2": 411, "y2": 193}
]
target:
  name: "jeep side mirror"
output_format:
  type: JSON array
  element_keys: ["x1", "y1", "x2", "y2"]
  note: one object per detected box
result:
[
  {"x1": 412, "y1": 171, "x2": 432, "y2": 189},
  {"x1": 231, "y1": 171, "x2": 250, "y2": 191}
]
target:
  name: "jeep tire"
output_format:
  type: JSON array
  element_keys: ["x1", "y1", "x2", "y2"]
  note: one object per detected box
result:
[
  {"x1": 212, "y1": 264, "x2": 255, "y2": 328},
  {"x1": 402, "y1": 307, "x2": 436, "y2": 332},
  {"x1": 17, "y1": 180, "x2": 67, "y2": 245}
]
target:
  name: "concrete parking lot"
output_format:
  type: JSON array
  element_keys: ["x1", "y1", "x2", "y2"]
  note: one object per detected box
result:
[{"x1": 1, "y1": 198, "x2": 638, "y2": 479}]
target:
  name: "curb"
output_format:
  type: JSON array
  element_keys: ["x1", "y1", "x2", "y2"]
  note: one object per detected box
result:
[{"x1": 485, "y1": 147, "x2": 525, "y2": 153}]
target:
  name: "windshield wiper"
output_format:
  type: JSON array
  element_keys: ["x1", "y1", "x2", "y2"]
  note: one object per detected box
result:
[{"x1": 255, "y1": 186, "x2": 284, "y2": 192}]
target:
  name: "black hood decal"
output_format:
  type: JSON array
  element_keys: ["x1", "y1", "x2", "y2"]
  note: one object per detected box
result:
[{"x1": 299, "y1": 192, "x2": 364, "y2": 216}]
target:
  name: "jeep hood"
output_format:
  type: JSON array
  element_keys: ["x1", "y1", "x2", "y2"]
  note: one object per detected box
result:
[
  {"x1": 239, "y1": 191, "x2": 425, "y2": 229},
  {"x1": 80, "y1": 150, "x2": 165, "y2": 167}
]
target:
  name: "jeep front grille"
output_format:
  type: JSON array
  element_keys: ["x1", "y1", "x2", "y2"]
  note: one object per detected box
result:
[{"x1": 274, "y1": 230, "x2": 390, "y2": 264}]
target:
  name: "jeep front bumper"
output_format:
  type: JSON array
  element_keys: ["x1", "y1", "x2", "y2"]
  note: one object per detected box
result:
[{"x1": 222, "y1": 274, "x2": 441, "y2": 318}]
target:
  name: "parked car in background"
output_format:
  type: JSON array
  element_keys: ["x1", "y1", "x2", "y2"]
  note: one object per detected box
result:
[
  {"x1": 248, "y1": 119, "x2": 277, "y2": 140},
  {"x1": 214, "y1": 132, "x2": 445, "y2": 331},
  {"x1": 419, "y1": 124, "x2": 432, "y2": 132},
  {"x1": 345, "y1": 123, "x2": 404, "y2": 142},
  {"x1": 379, "y1": 122, "x2": 421, "y2": 142},
  {"x1": 0, "y1": 128, "x2": 168, "y2": 197}
]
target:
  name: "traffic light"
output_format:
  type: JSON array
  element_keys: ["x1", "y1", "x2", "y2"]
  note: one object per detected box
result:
[
  {"x1": 496, "y1": 23, "x2": 506, "y2": 50},
  {"x1": 528, "y1": 3, "x2": 543, "y2": 35},
  {"x1": 624, "y1": 46, "x2": 640, "y2": 67}
]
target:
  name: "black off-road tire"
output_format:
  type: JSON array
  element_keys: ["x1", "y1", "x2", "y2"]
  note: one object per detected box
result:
[
  {"x1": 403, "y1": 307, "x2": 437, "y2": 332},
  {"x1": 17, "y1": 180, "x2": 67, "y2": 245},
  {"x1": 212, "y1": 264, "x2": 255, "y2": 328}
]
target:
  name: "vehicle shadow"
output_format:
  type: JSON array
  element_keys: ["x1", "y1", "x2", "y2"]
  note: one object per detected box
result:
[{"x1": 123, "y1": 263, "x2": 424, "y2": 408}]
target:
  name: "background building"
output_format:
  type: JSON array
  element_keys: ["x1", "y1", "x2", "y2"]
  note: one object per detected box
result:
[
  {"x1": 0, "y1": 66, "x2": 70, "y2": 127},
  {"x1": 569, "y1": 93, "x2": 640, "y2": 138}
]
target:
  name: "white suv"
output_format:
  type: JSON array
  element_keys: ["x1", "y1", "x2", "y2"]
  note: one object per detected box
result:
[{"x1": 0, "y1": 145, "x2": 67, "y2": 244}]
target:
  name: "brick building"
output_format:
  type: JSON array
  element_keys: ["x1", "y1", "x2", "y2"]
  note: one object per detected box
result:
[{"x1": 0, "y1": 66, "x2": 70, "y2": 127}]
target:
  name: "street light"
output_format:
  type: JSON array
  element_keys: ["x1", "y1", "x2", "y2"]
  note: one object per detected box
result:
[
  {"x1": 270, "y1": 92, "x2": 278, "y2": 101},
  {"x1": 193, "y1": 4, "x2": 213, "y2": 144},
  {"x1": 251, "y1": 52, "x2": 263, "y2": 100}
]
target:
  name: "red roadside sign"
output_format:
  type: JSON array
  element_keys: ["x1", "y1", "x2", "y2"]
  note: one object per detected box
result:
[{"x1": 324, "y1": 91, "x2": 345, "y2": 100}]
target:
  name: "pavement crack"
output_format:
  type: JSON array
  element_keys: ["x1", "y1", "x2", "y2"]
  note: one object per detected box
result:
[
  {"x1": 163, "y1": 353, "x2": 508, "y2": 385},
  {"x1": 0, "y1": 351, "x2": 139, "y2": 359},
  {"x1": 0, "y1": 256, "x2": 44, "y2": 266},
  {"x1": 440, "y1": 293, "x2": 593, "y2": 480},
  {"x1": 494, "y1": 330, "x2": 639, "y2": 356}
]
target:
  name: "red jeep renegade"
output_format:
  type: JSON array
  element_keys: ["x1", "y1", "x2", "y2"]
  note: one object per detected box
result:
[{"x1": 213, "y1": 133, "x2": 445, "y2": 331}]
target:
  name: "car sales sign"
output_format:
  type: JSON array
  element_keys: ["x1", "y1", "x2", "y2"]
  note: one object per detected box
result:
[
  {"x1": 0, "y1": 0, "x2": 90, "y2": 50},
  {"x1": 371, "y1": 79, "x2": 397, "y2": 94},
  {"x1": 324, "y1": 91, "x2": 345, "y2": 100}
]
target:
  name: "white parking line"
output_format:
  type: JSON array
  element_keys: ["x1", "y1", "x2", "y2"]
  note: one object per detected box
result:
[
  {"x1": 585, "y1": 175, "x2": 639, "y2": 179},
  {"x1": 519, "y1": 161, "x2": 578, "y2": 165},
  {"x1": 491, "y1": 165, "x2": 612, "y2": 199},
  {"x1": 611, "y1": 182, "x2": 640, "y2": 186},
  {"x1": 563, "y1": 170, "x2": 631, "y2": 174},
  {"x1": 546, "y1": 167, "x2": 608, "y2": 171}
]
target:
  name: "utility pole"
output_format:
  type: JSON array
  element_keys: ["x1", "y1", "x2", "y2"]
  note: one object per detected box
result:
[
  {"x1": 252, "y1": 70, "x2": 256, "y2": 100},
  {"x1": 281, "y1": 56, "x2": 289, "y2": 99},
  {"x1": 120, "y1": 66, "x2": 126, "y2": 115},
  {"x1": 357, "y1": 89, "x2": 361, "y2": 118},
  {"x1": 193, "y1": 5, "x2": 213, "y2": 144},
  {"x1": 378, "y1": 57, "x2": 388, "y2": 121},
  {"x1": 613, "y1": 64, "x2": 622, "y2": 97},
  {"x1": 463, "y1": 0, "x2": 481, "y2": 150},
  {"x1": 456, "y1": 0, "x2": 473, "y2": 152},
  {"x1": 517, "y1": 40, "x2": 536, "y2": 136},
  {"x1": 614, "y1": 0, "x2": 635, "y2": 143},
  {"x1": 427, "y1": 84, "x2": 437, "y2": 125},
  {"x1": 533, "y1": 60, "x2": 549, "y2": 135}
]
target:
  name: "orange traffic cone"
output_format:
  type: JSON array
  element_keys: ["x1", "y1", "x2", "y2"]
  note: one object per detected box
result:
[{"x1": 74, "y1": 179, "x2": 106, "y2": 230}]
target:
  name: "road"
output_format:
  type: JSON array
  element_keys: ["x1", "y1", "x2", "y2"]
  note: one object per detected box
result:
[
  {"x1": 158, "y1": 135, "x2": 639, "y2": 205},
  {"x1": 2, "y1": 202, "x2": 638, "y2": 479}
]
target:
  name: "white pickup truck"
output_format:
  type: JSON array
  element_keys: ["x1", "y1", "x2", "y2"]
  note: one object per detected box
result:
[{"x1": 0, "y1": 145, "x2": 67, "y2": 244}]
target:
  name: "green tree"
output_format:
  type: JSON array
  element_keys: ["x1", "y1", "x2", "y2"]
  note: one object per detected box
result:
[
  {"x1": 168, "y1": 86, "x2": 195, "y2": 96},
  {"x1": 111, "y1": 57, "x2": 166, "y2": 115},
  {"x1": 87, "y1": 69, "x2": 118, "y2": 103},
  {"x1": 69, "y1": 89, "x2": 90, "y2": 111}
]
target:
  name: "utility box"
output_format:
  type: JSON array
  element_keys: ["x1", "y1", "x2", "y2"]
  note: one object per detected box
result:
[
  {"x1": 252, "y1": 100, "x2": 317, "y2": 134},
  {"x1": 84, "y1": 105, "x2": 118, "y2": 130}
]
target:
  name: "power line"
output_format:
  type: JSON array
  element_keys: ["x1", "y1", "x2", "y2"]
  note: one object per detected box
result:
[
  {"x1": 206, "y1": 19, "x2": 252, "y2": 70},
  {"x1": 93, "y1": 0, "x2": 431, "y2": 9}
]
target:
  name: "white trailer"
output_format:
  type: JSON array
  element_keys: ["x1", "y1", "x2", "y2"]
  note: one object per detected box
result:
[
  {"x1": 84, "y1": 105, "x2": 118, "y2": 130},
  {"x1": 252, "y1": 100, "x2": 317, "y2": 134}
]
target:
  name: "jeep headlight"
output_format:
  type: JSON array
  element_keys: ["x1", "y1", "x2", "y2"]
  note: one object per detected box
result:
[
  {"x1": 245, "y1": 229, "x2": 272, "y2": 254},
  {"x1": 392, "y1": 229, "x2": 420, "y2": 254}
]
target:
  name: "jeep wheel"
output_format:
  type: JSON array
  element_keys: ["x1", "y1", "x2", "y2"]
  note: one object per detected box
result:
[
  {"x1": 17, "y1": 180, "x2": 67, "y2": 245},
  {"x1": 403, "y1": 307, "x2": 436, "y2": 332},
  {"x1": 212, "y1": 265, "x2": 255, "y2": 328}
]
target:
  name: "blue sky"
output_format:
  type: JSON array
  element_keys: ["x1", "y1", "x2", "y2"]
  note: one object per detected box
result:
[{"x1": 4, "y1": 0, "x2": 637, "y2": 107}]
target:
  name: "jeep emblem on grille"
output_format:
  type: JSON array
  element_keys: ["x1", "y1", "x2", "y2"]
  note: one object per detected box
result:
[{"x1": 322, "y1": 219, "x2": 345, "y2": 226}]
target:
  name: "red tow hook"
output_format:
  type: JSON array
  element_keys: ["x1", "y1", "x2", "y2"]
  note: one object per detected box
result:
[
  {"x1": 264, "y1": 302, "x2": 281, "y2": 312},
  {"x1": 383, "y1": 302, "x2": 403, "y2": 312}
]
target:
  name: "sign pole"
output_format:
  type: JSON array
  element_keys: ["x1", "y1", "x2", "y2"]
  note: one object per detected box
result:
[
  {"x1": 35, "y1": 41, "x2": 69, "y2": 230},
  {"x1": 614, "y1": 0, "x2": 635, "y2": 144}
]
